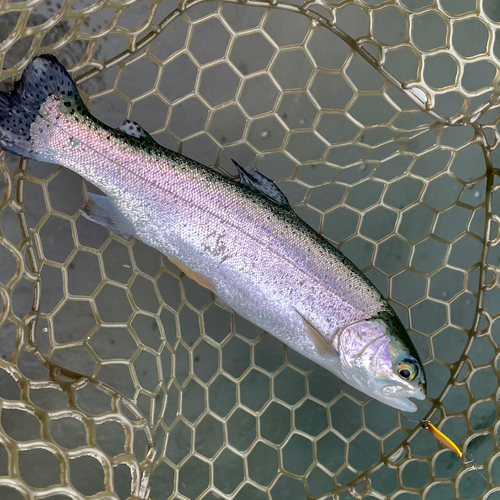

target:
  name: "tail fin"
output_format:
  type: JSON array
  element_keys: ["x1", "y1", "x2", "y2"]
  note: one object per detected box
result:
[{"x1": 0, "y1": 55, "x2": 79, "y2": 160}]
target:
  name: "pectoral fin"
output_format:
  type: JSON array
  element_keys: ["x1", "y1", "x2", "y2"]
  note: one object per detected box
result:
[
  {"x1": 298, "y1": 312, "x2": 337, "y2": 356},
  {"x1": 169, "y1": 258, "x2": 215, "y2": 292}
]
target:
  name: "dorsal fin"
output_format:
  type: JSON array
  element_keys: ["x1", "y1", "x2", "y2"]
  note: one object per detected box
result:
[
  {"x1": 119, "y1": 120, "x2": 154, "y2": 140},
  {"x1": 231, "y1": 159, "x2": 290, "y2": 208}
]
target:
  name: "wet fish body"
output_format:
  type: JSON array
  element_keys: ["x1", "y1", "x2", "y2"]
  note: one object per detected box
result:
[{"x1": 0, "y1": 56, "x2": 426, "y2": 411}]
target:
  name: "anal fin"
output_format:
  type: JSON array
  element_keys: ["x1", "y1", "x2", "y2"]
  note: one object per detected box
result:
[
  {"x1": 81, "y1": 193, "x2": 136, "y2": 240},
  {"x1": 169, "y1": 258, "x2": 215, "y2": 293}
]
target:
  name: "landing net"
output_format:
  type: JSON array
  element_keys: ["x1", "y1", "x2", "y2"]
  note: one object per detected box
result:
[{"x1": 0, "y1": 1, "x2": 499, "y2": 499}]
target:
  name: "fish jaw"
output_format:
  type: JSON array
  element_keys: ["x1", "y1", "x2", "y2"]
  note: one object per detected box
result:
[
  {"x1": 382, "y1": 394, "x2": 419, "y2": 412},
  {"x1": 378, "y1": 382, "x2": 427, "y2": 412}
]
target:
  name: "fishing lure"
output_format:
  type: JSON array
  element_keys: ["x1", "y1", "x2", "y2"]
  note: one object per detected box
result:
[
  {"x1": 415, "y1": 419, "x2": 487, "y2": 482},
  {"x1": 420, "y1": 420, "x2": 470, "y2": 462}
]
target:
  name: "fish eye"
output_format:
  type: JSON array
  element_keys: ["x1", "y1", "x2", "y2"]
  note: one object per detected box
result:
[{"x1": 397, "y1": 359, "x2": 418, "y2": 381}]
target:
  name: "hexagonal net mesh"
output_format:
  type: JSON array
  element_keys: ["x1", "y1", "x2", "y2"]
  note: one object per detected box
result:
[{"x1": 0, "y1": 0, "x2": 500, "y2": 498}]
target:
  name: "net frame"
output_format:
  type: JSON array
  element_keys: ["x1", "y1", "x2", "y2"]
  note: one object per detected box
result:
[{"x1": 0, "y1": 0, "x2": 499, "y2": 499}]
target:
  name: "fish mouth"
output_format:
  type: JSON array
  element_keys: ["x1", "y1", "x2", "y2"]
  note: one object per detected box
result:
[
  {"x1": 381, "y1": 385, "x2": 426, "y2": 412},
  {"x1": 389, "y1": 396, "x2": 418, "y2": 412}
]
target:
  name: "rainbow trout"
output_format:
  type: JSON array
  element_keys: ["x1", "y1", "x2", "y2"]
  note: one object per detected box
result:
[{"x1": 0, "y1": 56, "x2": 426, "y2": 411}]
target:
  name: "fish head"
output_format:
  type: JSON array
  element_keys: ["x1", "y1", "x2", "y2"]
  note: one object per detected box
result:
[{"x1": 335, "y1": 311, "x2": 426, "y2": 412}]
